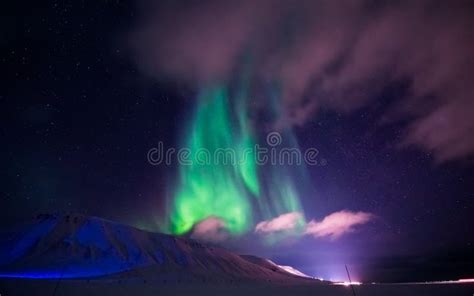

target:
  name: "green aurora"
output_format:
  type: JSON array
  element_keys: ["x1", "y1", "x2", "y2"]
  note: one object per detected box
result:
[{"x1": 168, "y1": 83, "x2": 308, "y2": 237}]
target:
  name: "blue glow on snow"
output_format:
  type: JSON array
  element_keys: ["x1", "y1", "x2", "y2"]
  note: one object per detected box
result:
[
  {"x1": 0, "y1": 219, "x2": 56, "y2": 265},
  {"x1": 75, "y1": 220, "x2": 111, "y2": 251},
  {"x1": 0, "y1": 267, "x2": 133, "y2": 279},
  {"x1": 0, "y1": 215, "x2": 193, "y2": 279}
]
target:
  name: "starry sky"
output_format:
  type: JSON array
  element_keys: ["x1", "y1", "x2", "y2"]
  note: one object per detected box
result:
[{"x1": 2, "y1": 0, "x2": 474, "y2": 283}]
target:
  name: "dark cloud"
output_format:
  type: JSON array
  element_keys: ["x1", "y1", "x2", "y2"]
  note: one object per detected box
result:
[{"x1": 130, "y1": 0, "x2": 474, "y2": 161}]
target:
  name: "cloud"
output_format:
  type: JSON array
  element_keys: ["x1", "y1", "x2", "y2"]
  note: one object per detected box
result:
[
  {"x1": 255, "y1": 210, "x2": 373, "y2": 240},
  {"x1": 131, "y1": 0, "x2": 474, "y2": 161},
  {"x1": 255, "y1": 212, "x2": 304, "y2": 234},
  {"x1": 304, "y1": 210, "x2": 374, "y2": 240},
  {"x1": 191, "y1": 216, "x2": 229, "y2": 242}
]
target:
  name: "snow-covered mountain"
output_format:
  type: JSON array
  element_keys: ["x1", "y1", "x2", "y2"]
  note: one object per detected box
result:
[{"x1": 0, "y1": 214, "x2": 314, "y2": 283}]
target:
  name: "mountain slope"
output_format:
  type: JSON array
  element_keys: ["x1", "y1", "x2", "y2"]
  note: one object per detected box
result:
[{"x1": 0, "y1": 214, "x2": 313, "y2": 283}]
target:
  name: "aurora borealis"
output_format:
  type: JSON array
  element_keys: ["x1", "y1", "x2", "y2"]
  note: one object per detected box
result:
[
  {"x1": 170, "y1": 85, "x2": 257, "y2": 235},
  {"x1": 168, "y1": 83, "x2": 305, "y2": 237}
]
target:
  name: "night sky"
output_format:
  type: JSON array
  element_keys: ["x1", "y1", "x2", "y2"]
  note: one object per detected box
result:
[{"x1": 2, "y1": 0, "x2": 474, "y2": 283}]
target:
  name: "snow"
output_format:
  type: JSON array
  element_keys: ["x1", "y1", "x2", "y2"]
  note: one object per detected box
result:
[
  {"x1": 0, "y1": 214, "x2": 472, "y2": 295},
  {"x1": 0, "y1": 214, "x2": 314, "y2": 282},
  {"x1": 276, "y1": 265, "x2": 312, "y2": 278}
]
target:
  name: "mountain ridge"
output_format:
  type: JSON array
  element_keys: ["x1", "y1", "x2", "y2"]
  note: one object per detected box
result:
[{"x1": 0, "y1": 213, "x2": 316, "y2": 283}]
